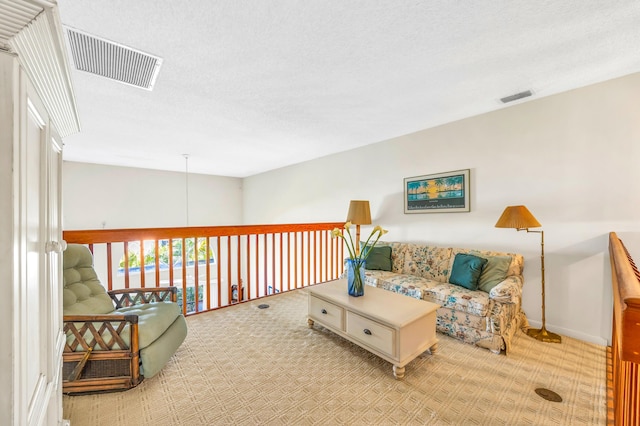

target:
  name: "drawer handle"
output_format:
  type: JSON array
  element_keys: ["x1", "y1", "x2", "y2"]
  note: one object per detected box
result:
[
  {"x1": 363, "y1": 329, "x2": 372, "y2": 335},
  {"x1": 321, "y1": 309, "x2": 327, "y2": 314}
]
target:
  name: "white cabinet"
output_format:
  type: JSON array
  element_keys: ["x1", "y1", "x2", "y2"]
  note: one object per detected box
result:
[{"x1": 0, "y1": 4, "x2": 79, "y2": 425}]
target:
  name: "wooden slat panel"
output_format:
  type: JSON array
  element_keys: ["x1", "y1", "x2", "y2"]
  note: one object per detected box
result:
[{"x1": 609, "y1": 232, "x2": 640, "y2": 425}]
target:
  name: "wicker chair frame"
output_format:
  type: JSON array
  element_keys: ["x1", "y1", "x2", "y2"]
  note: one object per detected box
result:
[{"x1": 62, "y1": 287, "x2": 178, "y2": 394}]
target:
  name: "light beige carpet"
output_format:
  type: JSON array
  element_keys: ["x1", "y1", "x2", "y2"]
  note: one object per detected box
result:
[{"x1": 63, "y1": 288, "x2": 606, "y2": 425}]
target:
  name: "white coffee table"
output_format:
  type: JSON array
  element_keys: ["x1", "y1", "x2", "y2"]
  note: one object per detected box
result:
[{"x1": 307, "y1": 279, "x2": 439, "y2": 379}]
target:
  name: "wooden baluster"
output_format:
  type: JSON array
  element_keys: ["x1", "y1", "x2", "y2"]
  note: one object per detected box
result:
[
  {"x1": 227, "y1": 236, "x2": 232, "y2": 304},
  {"x1": 278, "y1": 233, "x2": 283, "y2": 293},
  {"x1": 194, "y1": 238, "x2": 199, "y2": 312},
  {"x1": 169, "y1": 239, "x2": 174, "y2": 286},
  {"x1": 124, "y1": 241, "x2": 130, "y2": 289},
  {"x1": 294, "y1": 231, "x2": 298, "y2": 289},
  {"x1": 263, "y1": 234, "x2": 268, "y2": 296},
  {"x1": 271, "y1": 233, "x2": 275, "y2": 294},
  {"x1": 246, "y1": 234, "x2": 251, "y2": 300},
  {"x1": 181, "y1": 237, "x2": 187, "y2": 315},
  {"x1": 106, "y1": 243, "x2": 113, "y2": 291},
  {"x1": 216, "y1": 237, "x2": 221, "y2": 308},
  {"x1": 140, "y1": 240, "x2": 145, "y2": 288},
  {"x1": 236, "y1": 235, "x2": 241, "y2": 302},
  {"x1": 307, "y1": 231, "x2": 311, "y2": 287},
  {"x1": 286, "y1": 232, "x2": 290, "y2": 292},
  {"x1": 154, "y1": 240, "x2": 160, "y2": 287},
  {"x1": 206, "y1": 237, "x2": 211, "y2": 310},
  {"x1": 254, "y1": 234, "x2": 259, "y2": 298}
]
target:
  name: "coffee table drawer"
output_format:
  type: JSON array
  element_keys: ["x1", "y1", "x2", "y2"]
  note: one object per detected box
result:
[
  {"x1": 346, "y1": 311, "x2": 395, "y2": 357},
  {"x1": 309, "y1": 295, "x2": 344, "y2": 330}
]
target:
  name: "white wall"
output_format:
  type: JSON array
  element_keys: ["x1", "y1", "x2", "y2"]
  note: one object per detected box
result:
[
  {"x1": 63, "y1": 162, "x2": 243, "y2": 229},
  {"x1": 243, "y1": 72, "x2": 640, "y2": 346},
  {"x1": 62, "y1": 73, "x2": 640, "y2": 346}
]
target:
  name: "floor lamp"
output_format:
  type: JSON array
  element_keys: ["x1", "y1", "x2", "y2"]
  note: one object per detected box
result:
[
  {"x1": 495, "y1": 205, "x2": 561, "y2": 343},
  {"x1": 346, "y1": 200, "x2": 371, "y2": 256}
]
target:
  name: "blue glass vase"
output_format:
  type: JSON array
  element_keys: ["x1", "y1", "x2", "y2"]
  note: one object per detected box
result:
[{"x1": 346, "y1": 258, "x2": 366, "y2": 297}]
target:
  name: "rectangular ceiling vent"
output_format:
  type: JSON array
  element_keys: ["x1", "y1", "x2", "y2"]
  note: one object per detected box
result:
[
  {"x1": 65, "y1": 27, "x2": 162, "y2": 91},
  {"x1": 500, "y1": 90, "x2": 532, "y2": 104}
]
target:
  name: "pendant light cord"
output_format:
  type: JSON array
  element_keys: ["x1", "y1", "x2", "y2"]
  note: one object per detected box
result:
[{"x1": 183, "y1": 154, "x2": 190, "y2": 227}]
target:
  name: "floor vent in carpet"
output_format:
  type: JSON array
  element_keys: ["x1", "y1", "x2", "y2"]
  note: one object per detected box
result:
[{"x1": 535, "y1": 388, "x2": 562, "y2": 402}]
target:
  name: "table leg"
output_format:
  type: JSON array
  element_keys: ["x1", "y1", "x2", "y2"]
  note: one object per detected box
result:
[
  {"x1": 307, "y1": 318, "x2": 314, "y2": 328},
  {"x1": 393, "y1": 365, "x2": 405, "y2": 380},
  {"x1": 429, "y1": 342, "x2": 438, "y2": 354}
]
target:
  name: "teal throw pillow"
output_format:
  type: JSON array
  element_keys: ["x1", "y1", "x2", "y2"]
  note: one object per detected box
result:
[
  {"x1": 448, "y1": 253, "x2": 487, "y2": 290},
  {"x1": 361, "y1": 245, "x2": 392, "y2": 271},
  {"x1": 477, "y1": 255, "x2": 512, "y2": 293}
]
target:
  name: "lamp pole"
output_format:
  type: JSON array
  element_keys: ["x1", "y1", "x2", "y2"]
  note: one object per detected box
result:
[{"x1": 522, "y1": 228, "x2": 561, "y2": 343}]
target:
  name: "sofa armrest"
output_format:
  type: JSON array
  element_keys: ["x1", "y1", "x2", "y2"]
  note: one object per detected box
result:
[
  {"x1": 108, "y1": 286, "x2": 178, "y2": 308},
  {"x1": 489, "y1": 275, "x2": 523, "y2": 304}
]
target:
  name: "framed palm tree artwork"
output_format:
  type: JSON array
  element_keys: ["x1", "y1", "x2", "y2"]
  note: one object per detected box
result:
[{"x1": 404, "y1": 169, "x2": 470, "y2": 213}]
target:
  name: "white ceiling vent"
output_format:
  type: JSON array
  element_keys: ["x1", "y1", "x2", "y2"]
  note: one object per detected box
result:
[
  {"x1": 500, "y1": 90, "x2": 533, "y2": 104},
  {"x1": 65, "y1": 27, "x2": 162, "y2": 91}
]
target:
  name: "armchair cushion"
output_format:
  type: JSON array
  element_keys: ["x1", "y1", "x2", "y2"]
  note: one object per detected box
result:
[
  {"x1": 63, "y1": 246, "x2": 114, "y2": 315},
  {"x1": 67, "y1": 302, "x2": 183, "y2": 352},
  {"x1": 118, "y1": 302, "x2": 183, "y2": 349}
]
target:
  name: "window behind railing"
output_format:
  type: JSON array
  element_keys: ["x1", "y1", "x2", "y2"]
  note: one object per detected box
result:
[{"x1": 63, "y1": 222, "x2": 345, "y2": 315}]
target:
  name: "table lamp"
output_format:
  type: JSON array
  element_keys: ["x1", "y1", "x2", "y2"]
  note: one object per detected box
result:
[{"x1": 346, "y1": 200, "x2": 371, "y2": 255}]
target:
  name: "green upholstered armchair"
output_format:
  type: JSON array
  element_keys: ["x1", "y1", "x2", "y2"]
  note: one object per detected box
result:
[{"x1": 62, "y1": 243, "x2": 188, "y2": 394}]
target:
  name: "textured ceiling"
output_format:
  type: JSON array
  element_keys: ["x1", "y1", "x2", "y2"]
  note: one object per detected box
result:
[{"x1": 57, "y1": 0, "x2": 640, "y2": 178}]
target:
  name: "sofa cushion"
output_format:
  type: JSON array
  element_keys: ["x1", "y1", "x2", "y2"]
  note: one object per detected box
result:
[
  {"x1": 361, "y1": 245, "x2": 392, "y2": 271},
  {"x1": 448, "y1": 253, "x2": 487, "y2": 290},
  {"x1": 451, "y1": 247, "x2": 524, "y2": 278},
  {"x1": 477, "y1": 255, "x2": 512, "y2": 293},
  {"x1": 401, "y1": 244, "x2": 452, "y2": 281},
  {"x1": 437, "y1": 306, "x2": 487, "y2": 331},
  {"x1": 423, "y1": 282, "x2": 493, "y2": 317},
  {"x1": 364, "y1": 270, "x2": 440, "y2": 300}
]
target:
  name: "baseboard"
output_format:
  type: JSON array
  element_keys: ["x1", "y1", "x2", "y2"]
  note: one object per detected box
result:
[{"x1": 526, "y1": 320, "x2": 608, "y2": 346}]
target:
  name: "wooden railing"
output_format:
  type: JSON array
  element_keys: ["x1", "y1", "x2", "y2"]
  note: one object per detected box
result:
[
  {"x1": 608, "y1": 232, "x2": 640, "y2": 425},
  {"x1": 63, "y1": 222, "x2": 345, "y2": 316}
]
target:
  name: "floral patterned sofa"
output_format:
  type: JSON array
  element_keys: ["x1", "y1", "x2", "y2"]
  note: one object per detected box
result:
[{"x1": 361, "y1": 242, "x2": 526, "y2": 354}]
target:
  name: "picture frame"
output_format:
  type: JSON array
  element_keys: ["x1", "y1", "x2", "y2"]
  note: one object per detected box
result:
[{"x1": 404, "y1": 169, "x2": 470, "y2": 214}]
